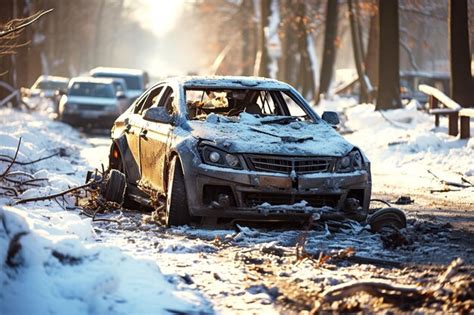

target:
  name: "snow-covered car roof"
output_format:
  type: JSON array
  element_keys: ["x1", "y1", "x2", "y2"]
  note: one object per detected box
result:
[
  {"x1": 35, "y1": 75, "x2": 69, "y2": 83},
  {"x1": 90, "y1": 67, "x2": 146, "y2": 76},
  {"x1": 164, "y1": 75, "x2": 292, "y2": 90},
  {"x1": 69, "y1": 77, "x2": 115, "y2": 85}
]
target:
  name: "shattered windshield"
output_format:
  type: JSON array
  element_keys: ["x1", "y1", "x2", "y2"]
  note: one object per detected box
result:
[{"x1": 185, "y1": 88, "x2": 312, "y2": 123}]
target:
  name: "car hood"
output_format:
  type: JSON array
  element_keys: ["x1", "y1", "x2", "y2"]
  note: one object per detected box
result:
[
  {"x1": 186, "y1": 114, "x2": 354, "y2": 157},
  {"x1": 67, "y1": 95, "x2": 117, "y2": 106}
]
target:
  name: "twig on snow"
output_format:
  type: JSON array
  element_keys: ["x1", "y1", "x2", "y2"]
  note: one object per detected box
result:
[
  {"x1": 0, "y1": 137, "x2": 21, "y2": 179},
  {"x1": 0, "y1": 152, "x2": 60, "y2": 165},
  {"x1": 14, "y1": 181, "x2": 94, "y2": 205}
]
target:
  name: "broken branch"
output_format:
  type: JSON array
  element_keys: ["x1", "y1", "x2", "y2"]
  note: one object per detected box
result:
[
  {"x1": 14, "y1": 181, "x2": 95, "y2": 205},
  {"x1": 0, "y1": 9, "x2": 54, "y2": 38},
  {"x1": 0, "y1": 151, "x2": 60, "y2": 165},
  {"x1": 0, "y1": 137, "x2": 21, "y2": 179}
]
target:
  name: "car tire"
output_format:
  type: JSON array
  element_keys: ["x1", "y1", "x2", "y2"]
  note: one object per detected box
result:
[
  {"x1": 368, "y1": 207, "x2": 406, "y2": 233},
  {"x1": 103, "y1": 169, "x2": 126, "y2": 205},
  {"x1": 165, "y1": 156, "x2": 191, "y2": 227},
  {"x1": 110, "y1": 147, "x2": 141, "y2": 210}
]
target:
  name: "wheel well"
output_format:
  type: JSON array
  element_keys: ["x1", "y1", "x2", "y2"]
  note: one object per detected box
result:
[
  {"x1": 165, "y1": 151, "x2": 181, "y2": 190},
  {"x1": 109, "y1": 142, "x2": 122, "y2": 170}
]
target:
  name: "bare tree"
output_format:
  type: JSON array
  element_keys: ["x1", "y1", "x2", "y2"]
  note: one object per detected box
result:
[
  {"x1": 318, "y1": 0, "x2": 339, "y2": 101},
  {"x1": 348, "y1": 0, "x2": 371, "y2": 103},
  {"x1": 376, "y1": 0, "x2": 402, "y2": 110},
  {"x1": 449, "y1": 0, "x2": 473, "y2": 107}
]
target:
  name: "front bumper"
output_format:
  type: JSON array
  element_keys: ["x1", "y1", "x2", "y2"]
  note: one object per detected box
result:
[{"x1": 183, "y1": 162, "x2": 371, "y2": 221}]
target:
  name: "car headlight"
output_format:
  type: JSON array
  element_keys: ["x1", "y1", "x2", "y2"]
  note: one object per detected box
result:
[
  {"x1": 199, "y1": 145, "x2": 242, "y2": 169},
  {"x1": 336, "y1": 150, "x2": 364, "y2": 172}
]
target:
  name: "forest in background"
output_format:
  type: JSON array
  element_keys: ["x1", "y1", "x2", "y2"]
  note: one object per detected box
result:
[{"x1": 0, "y1": 0, "x2": 473, "y2": 109}]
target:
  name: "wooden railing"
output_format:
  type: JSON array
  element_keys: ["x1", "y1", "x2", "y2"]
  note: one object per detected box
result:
[{"x1": 418, "y1": 84, "x2": 472, "y2": 138}]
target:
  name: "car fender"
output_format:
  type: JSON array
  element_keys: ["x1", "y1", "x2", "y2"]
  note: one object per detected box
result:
[{"x1": 110, "y1": 135, "x2": 140, "y2": 185}]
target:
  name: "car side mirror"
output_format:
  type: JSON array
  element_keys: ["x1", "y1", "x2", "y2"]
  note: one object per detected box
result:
[
  {"x1": 143, "y1": 107, "x2": 174, "y2": 124},
  {"x1": 116, "y1": 91, "x2": 127, "y2": 100},
  {"x1": 56, "y1": 88, "x2": 67, "y2": 96},
  {"x1": 322, "y1": 111, "x2": 340, "y2": 127}
]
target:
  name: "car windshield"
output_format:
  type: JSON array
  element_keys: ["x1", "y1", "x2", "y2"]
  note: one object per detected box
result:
[
  {"x1": 185, "y1": 88, "x2": 312, "y2": 122},
  {"x1": 35, "y1": 80, "x2": 68, "y2": 90},
  {"x1": 94, "y1": 73, "x2": 141, "y2": 90},
  {"x1": 69, "y1": 82, "x2": 115, "y2": 98}
]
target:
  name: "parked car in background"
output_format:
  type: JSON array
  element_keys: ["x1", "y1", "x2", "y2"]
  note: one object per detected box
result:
[
  {"x1": 108, "y1": 77, "x2": 130, "y2": 112},
  {"x1": 90, "y1": 67, "x2": 149, "y2": 102},
  {"x1": 58, "y1": 77, "x2": 127, "y2": 127},
  {"x1": 107, "y1": 76, "x2": 372, "y2": 227},
  {"x1": 26, "y1": 75, "x2": 69, "y2": 98}
]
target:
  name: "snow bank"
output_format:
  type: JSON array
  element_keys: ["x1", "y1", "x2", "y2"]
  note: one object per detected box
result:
[
  {"x1": 0, "y1": 108, "x2": 209, "y2": 314},
  {"x1": 316, "y1": 97, "x2": 474, "y2": 199}
]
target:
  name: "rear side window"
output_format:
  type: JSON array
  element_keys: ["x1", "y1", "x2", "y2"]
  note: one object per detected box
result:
[
  {"x1": 134, "y1": 86, "x2": 164, "y2": 114},
  {"x1": 94, "y1": 73, "x2": 142, "y2": 90}
]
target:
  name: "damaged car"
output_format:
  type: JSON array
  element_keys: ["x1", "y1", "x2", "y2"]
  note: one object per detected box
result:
[{"x1": 105, "y1": 76, "x2": 395, "y2": 228}]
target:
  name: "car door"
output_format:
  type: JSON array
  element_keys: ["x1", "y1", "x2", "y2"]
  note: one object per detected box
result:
[
  {"x1": 139, "y1": 86, "x2": 175, "y2": 194},
  {"x1": 123, "y1": 86, "x2": 164, "y2": 185}
]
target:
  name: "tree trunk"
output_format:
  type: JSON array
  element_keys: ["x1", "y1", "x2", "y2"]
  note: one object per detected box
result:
[
  {"x1": 318, "y1": 0, "x2": 339, "y2": 102},
  {"x1": 348, "y1": 0, "x2": 369, "y2": 103},
  {"x1": 296, "y1": 0, "x2": 315, "y2": 99},
  {"x1": 376, "y1": 0, "x2": 402, "y2": 110},
  {"x1": 365, "y1": 12, "x2": 379, "y2": 89},
  {"x1": 449, "y1": 0, "x2": 473, "y2": 107},
  {"x1": 257, "y1": 0, "x2": 271, "y2": 77},
  {"x1": 241, "y1": 0, "x2": 254, "y2": 75}
]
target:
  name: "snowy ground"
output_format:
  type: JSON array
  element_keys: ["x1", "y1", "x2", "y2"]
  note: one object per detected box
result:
[{"x1": 1, "y1": 98, "x2": 473, "y2": 314}]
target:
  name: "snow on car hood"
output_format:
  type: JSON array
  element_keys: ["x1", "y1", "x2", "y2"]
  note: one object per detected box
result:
[{"x1": 187, "y1": 113, "x2": 354, "y2": 156}]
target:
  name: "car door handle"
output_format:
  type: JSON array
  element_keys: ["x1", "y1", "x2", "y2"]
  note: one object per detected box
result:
[
  {"x1": 139, "y1": 129, "x2": 148, "y2": 139},
  {"x1": 124, "y1": 124, "x2": 133, "y2": 134}
]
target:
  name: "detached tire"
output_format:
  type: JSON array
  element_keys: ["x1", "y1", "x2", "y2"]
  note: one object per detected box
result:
[
  {"x1": 165, "y1": 157, "x2": 191, "y2": 226},
  {"x1": 103, "y1": 169, "x2": 126, "y2": 205},
  {"x1": 368, "y1": 207, "x2": 406, "y2": 233}
]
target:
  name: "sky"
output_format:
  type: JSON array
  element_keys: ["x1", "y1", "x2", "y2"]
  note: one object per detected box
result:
[{"x1": 125, "y1": 0, "x2": 185, "y2": 37}]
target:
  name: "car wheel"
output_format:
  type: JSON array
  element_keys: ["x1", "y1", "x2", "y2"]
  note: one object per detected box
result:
[
  {"x1": 103, "y1": 169, "x2": 126, "y2": 205},
  {"x1": 368, "y1": 207, "x2": 406, "y2": 233},
  {"x1": 109, "y1": 147, "x2": 141, "y2": 210},
  {"x1": 165, "y1": 156, "x2": 191, "y2": 227}
]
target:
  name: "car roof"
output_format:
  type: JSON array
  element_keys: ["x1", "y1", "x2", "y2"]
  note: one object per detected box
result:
[
  {"x1": 69, "y1": 77, "x2": 115, "y2": 85},
  {"x1": 157, "y1": 75, "x2": 291, "y2": 90},
  {"x1": 90, "y1": 67, "x2": 145, "y2": 76},
  {"x1": 36, "y1": 75, "x2": 69, "y2": 83}
]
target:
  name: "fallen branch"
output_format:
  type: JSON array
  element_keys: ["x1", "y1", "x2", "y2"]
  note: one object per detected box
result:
[
  {"x1": 0, "y1": 137, "x2": 21, "y2": 179},
  {"x1": 317, "y1": 279, "x2": 426, "y2": 304},
  {"x1": 0, "y1": 152, "x2": 60, "y2": 165},
  {"x1": 312, "y1": 257, "x2": 466, "y2": 313},
  {"x1": 428, "y1": 169, "x2": 472, "y2": 188},
  {"x1": 15, "y1": 181, "x2": 94, "y2": 205}
]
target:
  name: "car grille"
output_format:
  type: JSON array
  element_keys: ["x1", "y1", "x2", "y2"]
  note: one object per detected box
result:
[
  {"x1": 78, "y1": 104, "x2": 106, "y2": 111},
  {"x1": 242, "y1": 192, "x2": 340, "y2": 208},
  {"x1": 246, "y1": 155, "x2": 334, "y2": 174}
]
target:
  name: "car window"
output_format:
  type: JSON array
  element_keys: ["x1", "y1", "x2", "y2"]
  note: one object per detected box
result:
[
  {"x1": 158, "y1": 87, "x2": 175, "y2": 115},
  {"x1": 69, "y1": 82, "x2": 115, "y2": 98},
  {"x1": 254, "y1": 91, "x2": 277, "y2": 115},
  {"x1": 94, "y1": 73, "x2": 142, "y2": 90},
  {"x1": 283, "y1": 92, "x2": 307, "y2": 117},
  {"x1": 134, "y1": 86, "x2": 164, "y2": 114}
]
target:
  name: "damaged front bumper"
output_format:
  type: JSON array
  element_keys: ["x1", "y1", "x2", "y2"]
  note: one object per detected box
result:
[{"x1": 183, "y1": 162, "x2": 371, "y2": 222}]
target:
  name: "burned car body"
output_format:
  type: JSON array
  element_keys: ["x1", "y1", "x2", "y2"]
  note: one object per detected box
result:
[{"x1": 109, "y1": 76, "x2": 372, "y2": 226}]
